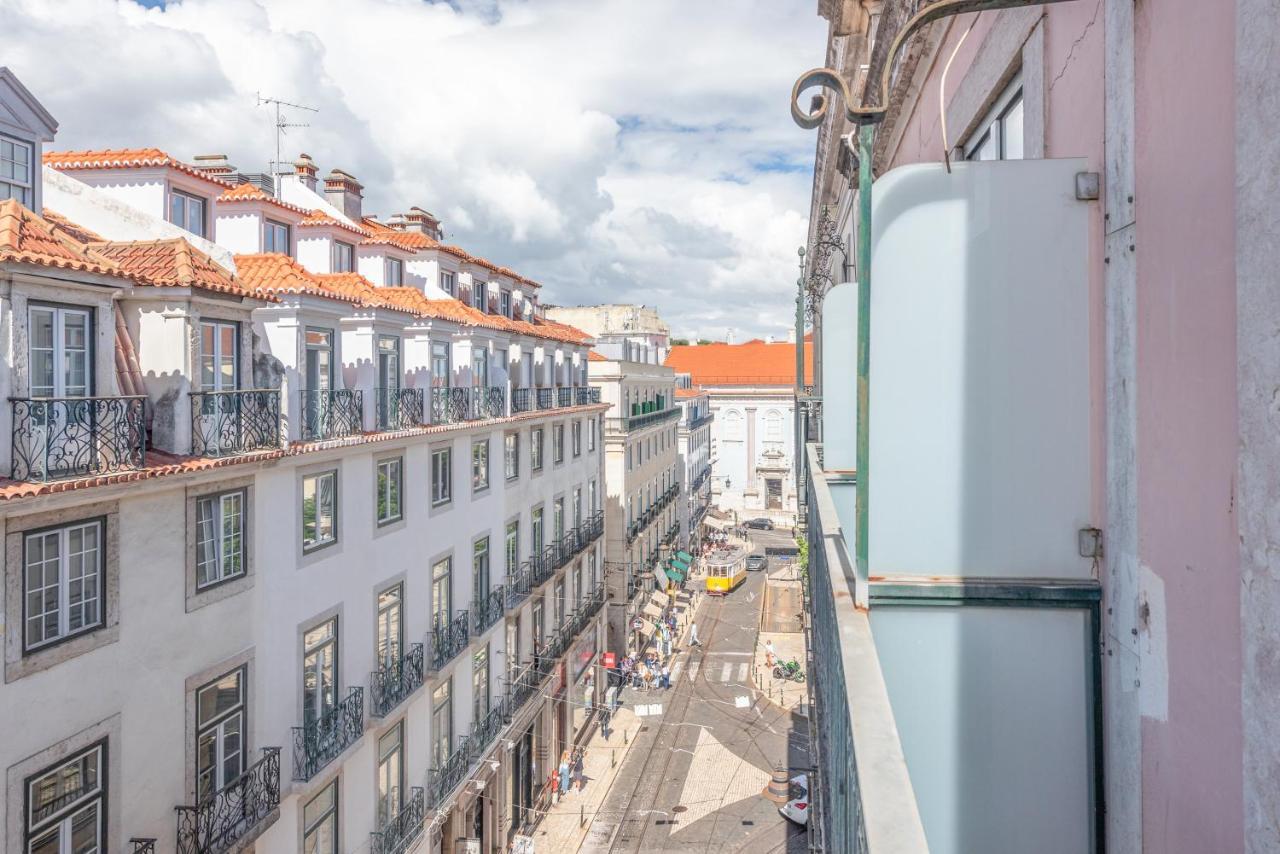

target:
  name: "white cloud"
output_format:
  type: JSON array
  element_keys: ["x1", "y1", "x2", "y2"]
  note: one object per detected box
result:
[{"x1": 1, "y1": 0, "x2": 825, "y2": 340}]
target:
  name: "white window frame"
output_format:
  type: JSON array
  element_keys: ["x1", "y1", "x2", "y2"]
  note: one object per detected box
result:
[
  {"x1": 196, "y1": 490, "x2": 246, "y2": 590},
  {"x1": 28, "y1": 304, "x2": 91, "y2": 398},
  {"x1": 530, "y1": 427, "x2": 544, "y2": 472},
  {"x1": 331, "y1": 241, "x2": 354, "y2": 273},
  {"x1": 385, "y1": 257, "x2": 404, "y2": 286},
  {"x1": 263, "y1": 219, "x2": 290, "y2": 254},
  {"x1": 1, "y1": 134, "x2": 34, "y2": 206},
  {"x1": 432, "y1": 448, "x2": 452, "y2": 506},
  {"x1": 24, "y1": 741, "x2": 105, "y2": 854},
  {"x1": 302, "y1": 470, "x2": 338, "y2": 551},
  {"x1": 23, "y1": 519, "x2": 105, "y2": 653},
  {"x1": 303, "y1": 778, "x2": 339, "y2": 854},
  {"x1": 199, "y1": 319, "x2": 239, "y2": 393},
  {"x1": 504, "y1": 433, "x2": 519, "y2": 481},
  {"x1": 376, "y1": 457, "x2": 403, "y2": 526},
  {"x1": 169, "y1": 188, "x2": 206, "y2": 237},
  {"x1": 472, "y1": 439, "x2": 490, "y2": 492},
  {"x1": 964, "y1": 73, "x2": 1025, "y2": 162},
  {"x1": 195, "y1": 665, "x2": 246, "y2": 801},
  {"x1": 440, "y1": 270, "x2": 456, "y2": 297}
]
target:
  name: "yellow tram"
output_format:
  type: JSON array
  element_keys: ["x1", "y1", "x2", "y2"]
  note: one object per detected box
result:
[{"x1": 704, "y1": 546, "x2": 748, "y2": 595}]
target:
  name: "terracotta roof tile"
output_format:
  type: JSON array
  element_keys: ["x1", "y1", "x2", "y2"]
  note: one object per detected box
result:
[
  {"x1": 665, "y1": 341, "x2": 813, "y2": 386},
  {"x1": 234, "y1": 252, "x2": 366, "y2": 304},
  {"x1": 41, "y1": 209, "x2": 106, "y2": 243},
  {"x1": 44, "y1": 147, "x2": 233, "y2": 189},
  {"x1": 588, "y1": 350, "x2": 607, "y2": 362},
  {"x1": 360, "y1": 217, "x2": 441, "y2": 252},
  {"x1": 218, "y1": 183, "x2": 311, "y2": 217},
  {"x1": 90, "y1": 238, "x2": 260, "y2": 298},
  {"x1": 674, "y1": 387, "x2": 705, "y2": 398},
  {"x1": 298, "y1": 209, "x2": 368, "y2": 238},
  {"x1": 0, "y1": 199, "x2": 129, "y2": 281}
]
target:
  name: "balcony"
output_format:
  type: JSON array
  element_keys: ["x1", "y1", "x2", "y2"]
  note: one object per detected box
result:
[
  {"x1": 190, "y1": 390, "x2": 281, "y2": 457},
  {"x1": 557, "y1": 387, "x2": 573, "y2": 407},
  {"x1": 174, "y1": 747, "x2": 281, "y2": 854},
  {"x1": 508, "y1": 662, "x2": 542, "y2": 714},
  {"x1": 130, "y1": 841, "x2": 157, "y2": 854},
  {"x1": 430, "y1": 387, "x2": 505, "y2": 424},
  {"x1": 690, "y1": 464, "x2": 712, "y2": 493},
  {"x1": 535, "y1": 387, "x2": 555, "y2": 410},
  {"x1": 301, "y1": 389, "x2": 363, "y2": 441},
  {"x1": 426, "y1": 739, "x2": 471, "y2": 809},
  {"x1": 606, "y1": 405, "x2": 681, "y2": 434},
  {"x1": 505, "y1": 565, "x2": 532, "y2": 609},
  {"x1": 626, "y1": 571, "x2": 643, "y2": 601},
  {"x1": 529, "y1": 549, "x2": 555, "y2": 587},
  {"x1": 469, "y1": 698, "x2": 509, "y2": 759},
  {"x1": 370, "y1": 787, "x2": 425, "y2": 854},
  {"x1": 10, "y1": 395, "x2": 147, "y2": 481},
  {"x1": 804, "y1": 443, "x2": 927, "y2": 853},
  {"x1": 511, "y1": 388, "x2": 534, "y2": 413},
  {"x1": 370, "y1": 644, "x2": 425, "y2": 718},
  {"x1": 375, "y1": 387, "x2": 425, "y2": 431},
  {"x1": 575, "y1": 386, "x2": 600, "y2": 405},
  {"x1": 430, "y1": 611, "x2": 470, "y2": 671},
  {"x1": 472, "y1": 588, "x2": 505, "y2": 635},
  {"x1": 292, "y1": 688, "x2": 364, "y2": 781},
  {"x1": 472, "y1": 386, "x2": 506, "y2": 419}
]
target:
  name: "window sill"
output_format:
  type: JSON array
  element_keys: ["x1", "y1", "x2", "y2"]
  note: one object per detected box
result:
[
  {"x1": 302, "y1": 539, "x2": 339, "y2": 556},
  {"x1": 188, "y1": 571, "x2": 253, "y2": 614},
  {"x1": 6, "y1": 624, "x2": 119, "y2": 684}
]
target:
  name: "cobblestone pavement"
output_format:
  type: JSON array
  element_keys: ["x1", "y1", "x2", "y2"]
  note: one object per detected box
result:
[{"x1": 572, "y1": 530, "x2": 810, "y2": 853}]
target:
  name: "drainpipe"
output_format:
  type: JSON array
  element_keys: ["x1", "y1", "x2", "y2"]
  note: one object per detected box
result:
[{"x1": 854, "y1": 123, "x2": 873, "y2": 595}]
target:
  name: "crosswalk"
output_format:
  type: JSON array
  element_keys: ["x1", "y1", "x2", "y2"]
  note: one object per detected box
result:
[{"x1": 662, "y1": 657, "x2": 749, "y2": 685}]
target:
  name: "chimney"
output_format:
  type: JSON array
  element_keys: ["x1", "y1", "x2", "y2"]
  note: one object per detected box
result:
[
  {"x1": 324, "y1": 169, "x2": 363, "y2": 220},
  {"x1": 726, "y1": 329, "x2": 735, "y2": 345},
  {"x1": 192, "y1": 153, "x2": 236, "y2": 178},
  {"x1": 766, "y1": 333, "x2": 775, "y2": 344},
  {"x1": 787, "y1": 327, "x2": 796, "y2": 344},
  {"x1": 402, "y1": 206, "x2": 442, "y2": 240},
  {"x1": 292, "y1": 153, "x2": 319, "y2": 191}
]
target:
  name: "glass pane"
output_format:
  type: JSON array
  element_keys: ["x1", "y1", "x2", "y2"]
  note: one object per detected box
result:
[
  {"x1": 197, "y1": 669, "x2": 243, "y2": 726},
  {"x1": 68, "y1": 802, "x2": 100, "y2": 854},
  {"x1": 968, "y1": 130, "x2": 997, "y2": 161},
  {"x1": 1002, "y1": 94, "x2": 1025, "y2": 160}
]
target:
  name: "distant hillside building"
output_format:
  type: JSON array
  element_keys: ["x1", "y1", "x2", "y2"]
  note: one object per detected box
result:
[{"x1": 665, "y1": 338, "x2": 813, "y2": 526}]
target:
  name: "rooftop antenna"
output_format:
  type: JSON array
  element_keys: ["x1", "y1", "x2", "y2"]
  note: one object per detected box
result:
[{"x1": 256, "y1": 92, "x2": 318, "y2": 198}]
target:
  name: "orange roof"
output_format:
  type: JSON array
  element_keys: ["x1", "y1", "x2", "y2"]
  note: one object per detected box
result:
[
  {"x1": 298, "y1": 209, "x2": 368, "y2": 238},
  {"x1": 0, "y1": 199, "x2": 129, "y2": 281},
  {"x1": 234, "y1": 253, "x2": 366, "y2": 305},
  {"x1": 44, "y1": 147, "x2": 232, "y2": 189},
  {"x1": 674, "y1": 387, "x2": 705, "y2": 399},
  {"x1": 41, "y1": 209, "x2": 106, "y2": 243},
  {"x1": 665, "y1": 340, "x2": 814, "y2": 386},
  {"x1": 361, "y1": 217, "x2": 441, "y2": 252},
  {"x1": 218, "y1": 183, "x2": 311, "y2": 217},
  {"x1": 588, "y1": 350, "x2": 607, "y2": 362},
  {"x1": 314, "y1": 272, "x2": 414, "y2": 313},
  {"x1": 91, "y1": 239, "x2": 258, "y2": 298}
]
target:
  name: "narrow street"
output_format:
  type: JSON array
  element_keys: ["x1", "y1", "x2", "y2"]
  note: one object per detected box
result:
[{"x1": 581, "y1": 528, "x2": 810, "y2": 853}]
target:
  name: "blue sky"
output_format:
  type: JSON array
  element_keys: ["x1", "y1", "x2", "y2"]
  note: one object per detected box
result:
[{"x1": 3, "y1": 0, "x2": 825, "y2": 340}]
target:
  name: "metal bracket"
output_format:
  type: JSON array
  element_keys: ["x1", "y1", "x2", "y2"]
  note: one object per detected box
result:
[{"x1": 1078, "y1": 527, "x2": 1104, "y2": 559}]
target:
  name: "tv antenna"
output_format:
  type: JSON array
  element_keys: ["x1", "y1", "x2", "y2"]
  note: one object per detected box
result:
[{"x1": 256, "y1": 93, "x2": 318, "y2": 198}]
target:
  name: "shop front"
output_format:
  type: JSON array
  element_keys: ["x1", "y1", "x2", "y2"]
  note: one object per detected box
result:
[{"x1": 569, "y1": 627, "x2": 600, "y2": 742}]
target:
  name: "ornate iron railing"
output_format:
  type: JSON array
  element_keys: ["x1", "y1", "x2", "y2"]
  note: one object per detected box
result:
[
  {"x1": 190, "y1": 390, "x2": 280, "y2": 457},
  {"x1": 511, "y1": 387, "x2": 534, "y2": 413},
  {"x1": 469, "y1": 699, "x2": 508, "y2": 759},
  {"x1": 508, "y1": 663, "x2": 541, "y2": 713},
  {"x1": 292, "y1": 688, "x2": 364, "y2": 781},
  {"x1": 472, "y1": 588, "x2": 505, "y2": 635},
  {"x1": 691, "y1": 464, "x2": 712, "y2": 493},
  {"x1": 529, "y1": 549, "x2": 555, "y2": 587},
  {"x1": 687, "y1": 410, "x2": 714, "y2": 431},
  {"x1": 556, "y1": 387, "x2": 573, "y2": 407},
  {"x1": 583, "y1": 510, "x2": 604, "y2": 542},
  {"x1": 505, "y1": 566, "x2": 532, "y2": 609},
  {"x1": 375, "y1": 387, "x2": 425, "y2": 431},
  {"x1": 370, "y1": 787, "x2": 425, "y2": 854},
  {"x1": 574, "y1": 386, "x2": 599, "y2": 405},
  {"x1": 430, "y1": 611, "x2": 470, "y2": 671},
  {"x1": 370, "y1": 644, "x2": 424, "y2": 717},
  {"x1": 473, "y1": 386, "x2": 506, "y2": 419},
  {"x1": 431, "y1": 387, "x2": 471, "y2": 424},
  {"x1": 627, "y1": 572, "x2": 642, "y2": 601},
  {"x1": 300, "y1": 389, "x2": 363, "y2": 440},
  {"x1": 535, "y1": 387, "x2": 555, "y2": 410},
  {"x1": 613, "y1": 406, "x2": 681, "y2": 432},
  {"x1": 426, "y1": 738, "x2": 471, "y2": 809},
  {"x1": 175, "y1": 747, "x2": 281, "y2": 854},
  {"x1": 10, "y1": 396, "x2": 146, "y2": 481},
  {"x1": 129, "y1": 839, "x2": 157, "y2": 854}
]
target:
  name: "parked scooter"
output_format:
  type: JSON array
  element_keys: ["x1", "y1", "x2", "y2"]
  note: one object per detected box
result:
[{"x1": 772, "y1": 658, "x2": 806, "y2": 682}]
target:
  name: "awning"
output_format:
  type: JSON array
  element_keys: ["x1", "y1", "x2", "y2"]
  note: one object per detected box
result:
[
  {"x1": 641, "y1": 602, "x2": 663, "y2": 620},
  {"x1": 652, "y1": 590, "x2": 671, "y2": 608},
  {"x1": 703, "y1": 515, "x2": 731, "y2": 530},
  {"x1": 666, "y1": 567, "x2": 686, "y2": 584},
  {"x1": 651, "y1": 568, "x2": 667, "y2": 587},
  {"x1": 669, "y1": 558, "x2": 690, "y2": 571},
  {"x1": 676, "y1": 550, "x2": 693, "y2": 563}
]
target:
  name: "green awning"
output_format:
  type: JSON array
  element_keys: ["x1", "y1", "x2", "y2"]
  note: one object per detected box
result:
[
  {"x1": 676, "y1": 550, "x2": 693, "y2": 563},
  {"x1": 665, "y1": 567, "x2": 685, "y2": 584},
  {"x1": 669, "y1": 558, "x2": 690, "y2": 571}
]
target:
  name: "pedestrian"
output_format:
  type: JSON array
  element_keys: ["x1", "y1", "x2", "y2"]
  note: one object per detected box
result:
[
  {"x1": 690, "y1": 621, "x2": 700, "y2": 646},
  {"x1": 765, "y1": 638, "x2": 776, "y2": 668},
  {"x1": 605, "y1": 683, "x2": 619, "y2": 713},
  {"x1": 583, "y1": 678, "x2": 594, "y2": 715},
  {"x1": 574, "y1": 749, "x2": 586, "y2": 791},
  {"x1": 558, "y1": 751, "x2": 571, "y2": 795},
  {"x1": 661, "y1": 661, "x2": 671, "y2": 690}
]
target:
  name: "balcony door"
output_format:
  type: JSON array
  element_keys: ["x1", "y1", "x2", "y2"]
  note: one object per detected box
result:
[
  {"x1": 378, "y1": 335, "x2": 401, "y2": 427},
  {"x1": 26, "y1": 305, "x2": 95, "y2": 479},
  {"x1": 472, "y1": 350, "x2": 488, "y2": 388},
  {"x1": 30, "y1": 305, "x2": 91, "y2": 399},
  {"x1": 304, "y1": 329, "x2": 334, "y2": 435},
  {"x1": 196, "y1": 321, "x2": 241, "y2": 451},
  {"x1": 196, "y1": 667, "x2": 246, "y2": 802},
  {"x1": 302, "y1": 619, "x2": 338, "y2": 730}
]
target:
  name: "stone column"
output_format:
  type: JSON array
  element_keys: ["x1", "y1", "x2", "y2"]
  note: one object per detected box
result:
[{"x1": 745, "y1": 406, "x2": 758, "y2": 489}]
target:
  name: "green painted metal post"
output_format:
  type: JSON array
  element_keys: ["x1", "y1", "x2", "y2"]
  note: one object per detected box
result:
[
  {"x1": 795, "y1": 282, "x2": 806, "y2": 506},
  {"x1": 855, "y1": 123, "x2": 874, "y2": 594}
]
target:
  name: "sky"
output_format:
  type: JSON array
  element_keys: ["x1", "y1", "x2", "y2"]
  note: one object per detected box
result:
[{"x1": 3, "y1": 0, "x2": 824, "y2": 341}]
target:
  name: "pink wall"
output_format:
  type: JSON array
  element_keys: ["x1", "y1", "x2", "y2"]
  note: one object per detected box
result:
[{"x1": 1134, "y1": 0, "x2": 1242, "y2": 848}]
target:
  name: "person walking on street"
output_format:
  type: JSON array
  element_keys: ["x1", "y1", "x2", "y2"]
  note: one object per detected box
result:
[
  {"x1": 558, "y1": 751, "x2": 571, "y2": 795},
  {"x1": 574, "y1": 749, "x2": 586, "y2": 792},
  {"x1": 690, "y1": 621, "x2": 700, "y2": 646},
  {"x1": 661, "y1": 661, "x2": 671, "y2": 690},
  {"x1": 765, "y1": 638, "x2": 776, "y2": 668}
]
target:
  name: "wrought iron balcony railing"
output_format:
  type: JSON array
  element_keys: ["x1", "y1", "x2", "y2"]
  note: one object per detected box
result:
[
  {"x1": 473, "y1": 386, "x2": 506, "y2": 419},
  {"x1": 370, "y1": 644, "x2": 424, "y2": 718},
  {"x1": 292, "y1": 688, "x2": 364, "y2": 781},
  {"x1": 535, "y1": 387, "x2": 556, "y2": 410},
  {"x1": 583, "y1": 510, "x2": 604, "y2": 542},
  {"x1": 431, "y1": 387, "x2": 471, "y2": 424},
  {"x1": 469, "y1": 698, "x2": 508, "y2": 759},
  {"x1": 574, "y1": 386, "x2": 600, "y2": 405},
  {"x1": 130, "y1": 840, "x2": 157, "y2": 854},
  {"x1": 370, "y1": 787, "x2": 425, "y2": 854},
  {"x1": 505, "y1": 566, "x2": 532, "y2": 609},
  {"x1": 508, "y1": 662, "x2": 541, "y2": 713},
  {"x1": 472, "y1": 589, "x2": 505, "y2": 635},
  {"x1": 605, "y1": 406, "x2": 681, "y2": 434},
  {"x1": 430, "y1": 611, "x2": 470, "y2": 671},
  {"x1": 529, "y1": 549, "x2": 556, "y2": 587},
  {"x1": 686, "y1": 410, "x2": 714, "y2": 431},
  {"x1": 190, "y1": 390, "x2": 280, "y2": 457},
  {"x1": 511, "y1": 387, "x2": 534, "y2": 413},
  {"x1": 375, "y1": 387, "x2": 425, "y2": 431},
  {"x1": 426, "y1": 738, "x2": 471, "y2": 809},
  {"x1": 556, "y1": 387, "x2": 573, "y2": 407},
  {"x1": 175, "y1": 747, "x2": 281, "y2": 854},
  {"x1": 10, "y1": 395, "x2": 147, "y2": 482},
  {"x1": 691, "y1": 464, "x2": 712, "y2": 493},
  {"x1": 301, "y1": 389, "x2": 363, "y2": 441}
]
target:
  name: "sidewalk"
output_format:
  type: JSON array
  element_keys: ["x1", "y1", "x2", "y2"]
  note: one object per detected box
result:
[{"x1": 753, "y1": 565, "x2": 808, "y2": 712}]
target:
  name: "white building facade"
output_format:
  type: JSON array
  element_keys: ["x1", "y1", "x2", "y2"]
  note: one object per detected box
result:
[
  {"x1": 0, "y1": 72, "x2": 607, "y2": 854},
  {"x1": 674, "y1": 378, "x2": 713, "y2": 549}
]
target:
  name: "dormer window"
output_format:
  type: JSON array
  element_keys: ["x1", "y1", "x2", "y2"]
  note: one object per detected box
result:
[
  {"x1": 0, "y1": 135, "x2": 33, "y2": 206},
  {"x1": 332, "y1": 241, "x2": 354, "y2": 273},
  {"x1": 500, "y1": 290, "x2": 511, "y2": 318},
  {"x1": 440, "y1": 271, "x2": 456, "y2": 297},
  {"x1": 169, "y1": 189, "x2": 207, "y2": 238},
  {"x1": 385, "y1": 258, "x2": 404, "y2": 286},
  {"x1": 473, "y1": 281, "x2": 487, "y2": 312},
  {"x1": 264, "y1": 220, "x2": 291, "y2": 255}
]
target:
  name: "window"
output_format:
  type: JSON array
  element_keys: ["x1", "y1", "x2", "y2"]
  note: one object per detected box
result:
[
  {"x1": 531, "y1": 507, "x2": 544, "y2": 552},
  {"x1": 302, "y1": 471, "x2": 338, "y2": 550},
  {"x1": 589, "y1": 480, "x2": 597, "y2": 513},
  {"x1": 302, "y1": 618, "x2": 338, "y2": 730},
  {"x1": 472, "y1": 351, "x2": 488, "y2": 387},
  {"x1": 432, "y1": 448, "x2": 452, "y2": 506},
  {"x1": 377, "y1": 584, "x2": 402, "y2": 669},
  {"x1": 473, "y1": 281, "x2": 487, "y2": 311},
  {"x1": 553, "y1": 579, "x2": 565, "y2": 628},
  {"x1": 472, "y1": 439, "x2": 489, "y2": 492},
  {"x1": 376, "y1": 722, "x2": 404, "y2": 828},
  {"x1": 473, "y1": 537, "x2": 490, "y2": 605},
  {"x1": 385, "y1": 258, "x2": 404, "y2": 286},
  {"x1": 23, "y1": 519, "x2": 104, "y2": 652},
  {"x1": 505, "y1": 520, "x2": 519, "y2": 573},
  {"x1": 264, "y1": 219, "x2": 290, "y2": 254},
  {"x1": 196, "y1": 490, "x2": 245, "y2": 589},
  {"x1": 29, "y1": 304, "x2": 91, "y2": 398},
  {"x1": 553, "y1": 498, "x2": 565, "y2": 541},
  {"x1": 25, "y1": 741, "x2": 105, "y2": 854},
  {"x1": 431, "y1": 558, "x2": 452, "y2": 631},
  {"x1": 571, "y1": 421, "x2": 582, "y2": 457},
  {"x1": 573, "y1": 560, "x2": 582, "y2": 606},
  {"x1": 303, "y1": 779, "x2": 338, "y2": 854},
  {"x1": 169, "y1": 189, "x2": 206, "y2": 237},
  {"x1": 199, "y1": 320, "x2": 238, "y2": 392},
  {"x1": 1, "y1": 134, "x2": 33, "y2": 205},
  {"x1": 440, "y1": 270, "x2": 456, "y2": 297},
  {"x1": 431, "y1": 341, "x2": 451, "y2": 388},
  {"x1": 431, "y1": 680, "x2": 452, "y2": 768},
  {"x1": 531, "y1": 428, "x2": 544, "y2": 472},
  {"x1": 532, "y1": 598, "x2": 544, "y2": 649},
  {"x1": 572, "y1": 487, "x2": 582, "y2": 528},
  {"x1": 965, "y1": 76, "x2": 1024, "y2": 161},
  {"x1": 473, "y1": 645, "x2": 490, "y2": 720},
  {"x1": 588, "y1": 417, "x2": 597, "y2": 452},
  {"x1": 376, "y1": 458, "x2": 403, "y2": 525},
  {"x1": 553, "y1": 424, "x2": 564, "y2": 464},
  {"x1": 504, "y1": 433, "x2": 519, "y2": 480},
  {"x1": 500, "y1": 290, "x2": 511, "y2": 317},
  {"x1": 331, "y1": 241, "x2": 354, "y2": 273},
  {"x1": 196, "y1": 667, "x2": 246, "y2": 801}
]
